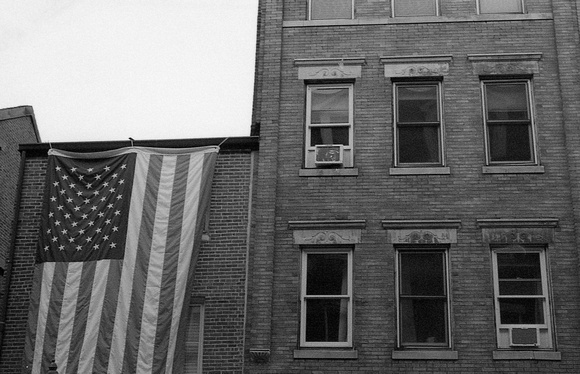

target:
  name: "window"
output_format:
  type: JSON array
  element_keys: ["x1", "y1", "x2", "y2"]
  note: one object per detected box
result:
[
  {"x1": 479, "y1": 0, "x2": 524, "y2": 14},
  {"x1": 393, "y1": 0, "x2": 439, "y2": 17},
  {"x1": 184, "y1": 303, "x2": 204, "y2": 373},
  {"x1": 305, "y1": 84, "x2": 354, "y2": 168},
  {"x1": 492, "y1": 247, "x2": 553, "y2": 349},
  {"x1": 482, "y1": 80, "x2": 536, "y2": 165},
  {"x1": 300, "y1": 248, "x2": 353, "y2": 347},
  {"x1": 394, "y1": 82, "x2": 443, "y2": 166},
  {"x1": 396, "y1": 248, "x2": 450, "y2": 347},
  {"x1": 309, "y1": 0, "x2": 354, "y2": 20}
]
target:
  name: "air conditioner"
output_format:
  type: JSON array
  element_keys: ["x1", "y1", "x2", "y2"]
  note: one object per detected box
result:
[
  {"x1": 509, "y1": 327, "x2": 539, "y2": 347},
  {"x1": 314, "y1": 144, "x2": 344, "y2": 166}
]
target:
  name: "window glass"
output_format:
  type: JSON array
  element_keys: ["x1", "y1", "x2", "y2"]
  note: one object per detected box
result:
[
  {"x1": 310, "y1": 0, "x2": 353, "y2": 20},
  {"x1": 302, "y1": 250, "x2": 352, "y2": 347},
  {"x1": 394, "y1": 83, "x2": 442, "y2": 166},
  {"x1": 486, "y1": 84, "x2": 529, "y2": 121},
  {"x1": 310, "y1": 127, "x2": 350, "y2": 146},
  {"x1": 480, "y1": 0, "x2": 523, "y2": 14},
  {"x1": 311, "y1": 88, "x2": 350, "y2": 124},
  {"x1": 393, "y1": 0, "x2": 438, "y2": 17},
  {"x1": 398, "y1": 250, "x2": 449, "y2": 346},
  {"x1": 184, "y1": 305, "x2": 203, "y2": 373}
]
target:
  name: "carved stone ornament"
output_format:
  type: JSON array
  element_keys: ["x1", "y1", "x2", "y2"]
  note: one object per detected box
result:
[
  {"x1": 249, "y1": 349, "x2": 270, "y2": 364},
  {"x1": 472, "y1": 61, "x2": 539, "y2": 75},
  {"x1": 387, "y1": 228, "x2": 457, "y2": 244},
  {"x1": 298, "y1": 65, "x2": 362, "y2": 80},
  {"x1": 384, "y1": 62, "x2": 450, "y2": 77},
  {"x1": 293, "y1": 229, "x2": 362, "y2": 245},
  {"x1": 482, "y1": 228, "x2": 553, "y2": 244}
]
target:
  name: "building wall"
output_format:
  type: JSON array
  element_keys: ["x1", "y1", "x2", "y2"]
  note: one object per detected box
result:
[
  {"x1": 247, "y1": 0, "x2": 580, "y2": 372},
  {"x1": 0, "y1": 147, "x2": 255, "y2": 374}
]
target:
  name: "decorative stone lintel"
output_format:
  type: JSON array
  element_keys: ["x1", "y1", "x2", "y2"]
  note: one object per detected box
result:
[
  {"x1": 381, "y1": 55, "x2": 453, "y2": 77},
  {"x1": 296, "y1": 58, "x2": 366, "y2": 80},
  {"x1": 249, "y1": 349, "x2": 271, "y2": 364},
  {"x1": 382, "y1": 220, "x2": 461, "y2": 244},
  {"x1": 478, "y1": 219, "x2": 558, "y2": 244},
  {"x1": 293, "y1": 229, "x2": 362, "y2": 245},
  {"x1": 467, "y1": 53, "x2": 542, "y2": 76}
]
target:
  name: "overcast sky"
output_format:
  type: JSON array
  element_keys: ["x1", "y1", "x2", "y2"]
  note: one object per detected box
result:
[{"x1": 0, "y1": 0, "x2": 259, "y2": 142}]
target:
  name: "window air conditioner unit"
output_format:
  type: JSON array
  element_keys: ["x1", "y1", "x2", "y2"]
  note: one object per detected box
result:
[
  {"x1": 314, "y1": 144, "x2": 344, "y2": 166},
  {"x1": 509, "y1": 327, "x2": 539, "y2": 347}
]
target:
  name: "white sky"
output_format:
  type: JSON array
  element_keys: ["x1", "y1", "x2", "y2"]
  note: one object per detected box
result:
[{"x1": 0, "y1": 0, "x2": 259, "y2": 142}]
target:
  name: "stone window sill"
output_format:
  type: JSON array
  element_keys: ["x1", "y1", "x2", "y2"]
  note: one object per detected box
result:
[
  {"x1": 389, "y1": 167, "x2": 450, "y2": 175},
  {"x1": 294, "y1": 349, "x2": 358, "y2": 359},
  {"x1": 492, "y1": 350, "x2": 561, "y2": 361},
  {"x1": 299, "y1": 168, "x2": 359, "y2": 177},
  {"x1": 392, "y1": 350, "x2": 458, "y2": 360},
  {"x1": 482, "y1": 165, "x2": 544, "y2": 174}
]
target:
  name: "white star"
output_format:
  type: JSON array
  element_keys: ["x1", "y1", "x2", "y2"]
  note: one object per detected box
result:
[
  {"x1": 48, "y1": 212, "x2": 54, "y2": 218},
  {"x1": 51, "y1": 236, "x2": 58, "y2": 242},
  {"x1": 98, "y1": 212, "x2": 105, "y2": 218},
  {"x1": 59, "y1": 245, "x2": 65, "y2": 251},
  {"x1": 44, "y1": 246, "x2": 49, "y2": 251},
  {"x1": 87, "y1": 167, "x2": 94, "y2": 173},
  {"x1": 100, "y1": 197, "x2": 106, "y2": 202},
  {"x1": 71, "y1": 167, "x2": 77, "y2": 172},
  {"x1": 93, "y1": 244, "x2": 99, "y2": 250},
  {"x1": 104, "y1": 166, "x2": 110, "y2": 172},
  {"x1": 85, "y1": 237, "x2": 91, "y2": 243},
  {"x1": 79, "y1": 229, "x2": 85, "y2": 235},
  {"x1": 54, "y1": 220, "x2": 61, "y2": 226},
  {"x1": 64, "y1": 213, "x2": 71, "y2": 219},
  {"x1": 85, "y1": 183, "x2": 92, "y2": 189},
  {"x1": 109, "y1": 188, "x2": 116, "y2": 193},
  {"x1": 105, "y1": 219, "x2": 112, "y2": 225},
  {"x1": 66, "y1": 198, "x2": 73, "y2": 203},
  {"x1": 76, "y1": 245, "x2": 82, "y2": 251},
  {"x1": 71, "y1": 222, "x2": 78, "y2": 227},
  {"x1": 46, "y1": 229, "x2": 51, "y2": 234},
  {"x1": 57, "y1": 205, "x2": 64, "y2": 211},
  {"x1": 119, "y1": 179, "x2": 125, "y2": 185},
  {"x1": 112, "y1": 173, "x2": 118, "y2": 179},
  {"x1": 62, "y1": 175, "x2": 68, "y2": 180},
  {"x1": 81, "y1": 214, "x2": 88, "y2": 219},
  {"x1": 68, "y1": 237, "x2": 75, "y2": 243},
  {"x1": 91, "y1": 206, "x2": 98, "y2": 211},
  {"x1": 95, "y1": 228, "x2": 102, "y2": 233},
  {"x1": 110, "y1": 242, "x2": 117, "y2": 248},
  {"x1": 76, "y1": 191, "x2": 83, "y2": 196},
  {"x1": 87, "y1": 221, "x2": 95, "y2": 226},
  {"x1": 69, "y1": 183, "x2": 76, "y2": 189},
  {"x1": 78, "y1": 175, "x2": 84, "y2": 181},
  {"x1": 61, "y1": 229, "x2": 68, "y2": 235},
  {"x1": 59, "y1": 189, "x2": 66, "y2": 195},
  {"x1": 93, "y1": 190, "x2": 100, "y2": 196},
  {"x1": 112, "y1": 226, "x2": 119, "y2": 232},
  {"x1": 74, "y1": 206, "x2": 81, "y2": 212},
  {"x1": 114, "y1": 210, "x2": 121, "y2": 216},
  {"x1": 107, "y1": 204, "x2": 114, "y2": 209},
  {"x1": 103, "y1": 181, "x2": 109, "y2": 187},
  {"x1": 121, "y1": 164, "x2": 127, "y2": 169},
  {"x1": 103, "y1": 235, "x2": 109, "y2": 241},
  {"x1": 116, "y1": 195, "x2": 122, "y2": 200},
  {"x1": 95, "y1": 174, "x2": 102, "y2": 180},
  {"x1": 50, "y1": 196, "x2": 57, "y2": 202},
  {"x1": 52, "y1": 181, "x2": 59, "y2": 187},
  {"x1": 84, "y1": 199, "x2": 90, "y2": 204},
  {"x1": 55, "y1": 166, "x2": 61, "y2": 171}
]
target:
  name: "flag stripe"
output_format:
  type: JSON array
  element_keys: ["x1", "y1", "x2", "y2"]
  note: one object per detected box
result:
[
  {"x1": 31, "y1": 263, "x2": 54, "y2": 374},
  {"x1": 40, "y1": 262, "x2": 67, "y2": 373}
]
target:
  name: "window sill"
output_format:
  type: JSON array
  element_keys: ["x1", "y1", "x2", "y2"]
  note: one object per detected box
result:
[
  {"x1": 492, "y1": 350, "x2": 561, "y2": 361},
  {"x1": 299, "y1": 168, "x2": 359, "y2": 177},
  {"x1": 482, "y1": 165, "x2": 544, "y2": 174},
  {"x1": 392, "y1": 350, "x2": 458, "y2": 360},
  {"x1": 389, "y1": 167, "x2": 450, "y2": 175},
  {"x1": 294, "y1": 349, "x2": 358, "y2": 359}
]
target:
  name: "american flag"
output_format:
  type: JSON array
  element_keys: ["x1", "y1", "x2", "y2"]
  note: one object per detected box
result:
[{"x1": 23, "y1": 146, "x2": 218, "y2": 374}]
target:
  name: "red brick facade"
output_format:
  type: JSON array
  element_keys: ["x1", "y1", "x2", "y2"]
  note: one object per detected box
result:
[{"x1": 246, "y1": 0, "x2": 580, "y2": 372}]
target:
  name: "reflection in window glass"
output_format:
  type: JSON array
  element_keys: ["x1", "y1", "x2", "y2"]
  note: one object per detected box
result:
[{"x1": 480, "y1": 0, "x2": 523, "y2": 14}]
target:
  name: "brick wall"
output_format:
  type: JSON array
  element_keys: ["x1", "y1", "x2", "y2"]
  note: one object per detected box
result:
[
  {"x1": 0, "y1": 148, "x2": 255, "y2": 374},
  {"x1": 247, "y1": 0, "x2": 580, "y2": 372}
]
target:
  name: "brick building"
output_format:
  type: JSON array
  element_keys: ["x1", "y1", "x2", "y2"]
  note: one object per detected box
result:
[
  {"x1": 0, "y1": 137, "x2": 257, "y2": 373},
  {"x1": 246, "y1": 0, "x2": 580, "y2": 373}
]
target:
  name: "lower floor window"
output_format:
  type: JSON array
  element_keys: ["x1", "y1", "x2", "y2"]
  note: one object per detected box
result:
[
  {"x1": 301, "y1": 248, "x2": 353, "y2": 347},
  {"x1": 397, "y1": 247, "x2": 450, "y2": 347},
  {"x1": 492, "y1": 246, "x2": 554, "y2": 349},
  {"x1": 184, "y1": 303, "x2": 204, "y2": 373}
]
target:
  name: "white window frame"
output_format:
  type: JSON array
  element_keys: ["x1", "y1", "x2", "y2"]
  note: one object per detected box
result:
[
  {"x1": 477, "y1": 0, "x2": 524, "y2": 14},
  {"x1": 481, "y1": 79, "x2": 538, "y2": 166},
  {"x1": 305, "y1": 84, "x2": 354, "y2": 168},
  {"x1": 300, "y1": 247, "x2": 353, "y2": 348},
  {"x1": 395, "y1": 247, "x2": 451, "y2": 348},
  {"x1": 309, "y1": 0, "x2": 354, "y2": 20},
  {"x1": 392, "y1": 0, "x2": 440, "y2": 17},
  {"x1": 491, "y1": 246, "x2": 553, "y2": 349},
  {"x1": 184, "y1": 302, "x2": 204, "y2": 373},
  {"x1": 393, "y1": 81, "x2": 444, "y2": 167}
]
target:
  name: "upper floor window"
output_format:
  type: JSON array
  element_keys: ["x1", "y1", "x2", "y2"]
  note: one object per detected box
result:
[
  {"x1": 300, "y1": 248, "x2": 353, "y2": 347},
  {"x1": 305, "y1": 84, "x2": 354, "y2": 168},
  {"x1": 482, "y1": 80, "x2": 537, "y2": 165},
  {"x1": 492, "y1": 247, "x2": 553, "y2": 349},
  {"x1": 394, "y1": 82, "x2": 443, "y2": 166},
  {"x1": 309, "y1": 0, "x2": 354, "y2": 20},
  {"x1": 397, "y1": 247, "x2": 450, "y2": 347},
  {"x1": 393, "y1": 0, "x2": 439, "y2": 17},
  {"x1": 478, "y1": 0, "x2": 524, "y2": 14}
]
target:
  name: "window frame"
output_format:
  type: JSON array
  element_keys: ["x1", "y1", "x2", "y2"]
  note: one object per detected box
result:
[
  {"x1": 392, "y1": 0, "x2": 440, "y2": 17},
  {"x1": 491, "y1": 246, "x2": 553, "y2": 349},
  {"x1": 393, "y1": 81, "x2": 444, "y2": 167},
  {"x1": 481, "y1": 79, "x2": 538, "y2": 166},
  {"x1": 477, "y1": 0, "x2": 525, "y2": 14},
  {"x1": 183, "y1": 302, "x2": 205, "y2": 373},
  {"x1": 309, "y1": 0, "x2": 355, "y2": 20},
  {"x1": 305, "y1": 84, "x2": 354, "y2": 168},
  {"x1": 300, "y1": 247, "x2": 354, "y2": 348},
  {"x1": 395, "y1": 246, "x2": 451, "y2": 348}
]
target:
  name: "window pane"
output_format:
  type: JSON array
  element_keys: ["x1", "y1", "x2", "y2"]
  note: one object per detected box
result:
[
  {"x1": 400, "y1": 252, "x2": 445, "y2": 296},
  {"x1": 311, "y1": 0, "x2": 352, "y2": 20},
  {"x1": 400, "y1": 299, "x2": 447, "y2": 344},
  {"x1": 397, "y1": 85, "x2": 439, "y2": 123},
  {"x1": 394, "y1": 0, "x2": 438, "y2": 17},
  {"x1": 499, "y1": 280, "x2": 543, "y2": 295},
  {"x1": 499, "y1": 298, "x2": 545, "y2": 324},
  {"x1": 486, "y1": 83, "x2": 529, "y2": 121},
  {"x1": 398, "y1": 126, "x2": 440, "y2": 164},
  {"x1": 184, "y1": 306, "x2": 202, "y2": 374},
  {"x1": 480, "y1": 0, "x2": 522, "y2": 14},
  {"x1": 307, "y1": 254, "x2": 348, "y2": 295},
  {"x1": 310, "y1": 127, "x2": 350, "y2": 146},
  {"x1": 306, "y1": 298, "x2": 349, "y2": 342},
  {"x1": 311, "y1": 88, "x2": 350, "y2": 124},
  {"x1": 497, "y1": 253, "x2": 541, "y2": 279},
  {"x1": 488, "y1": 123, "x2": 532, "y2": 162}
]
